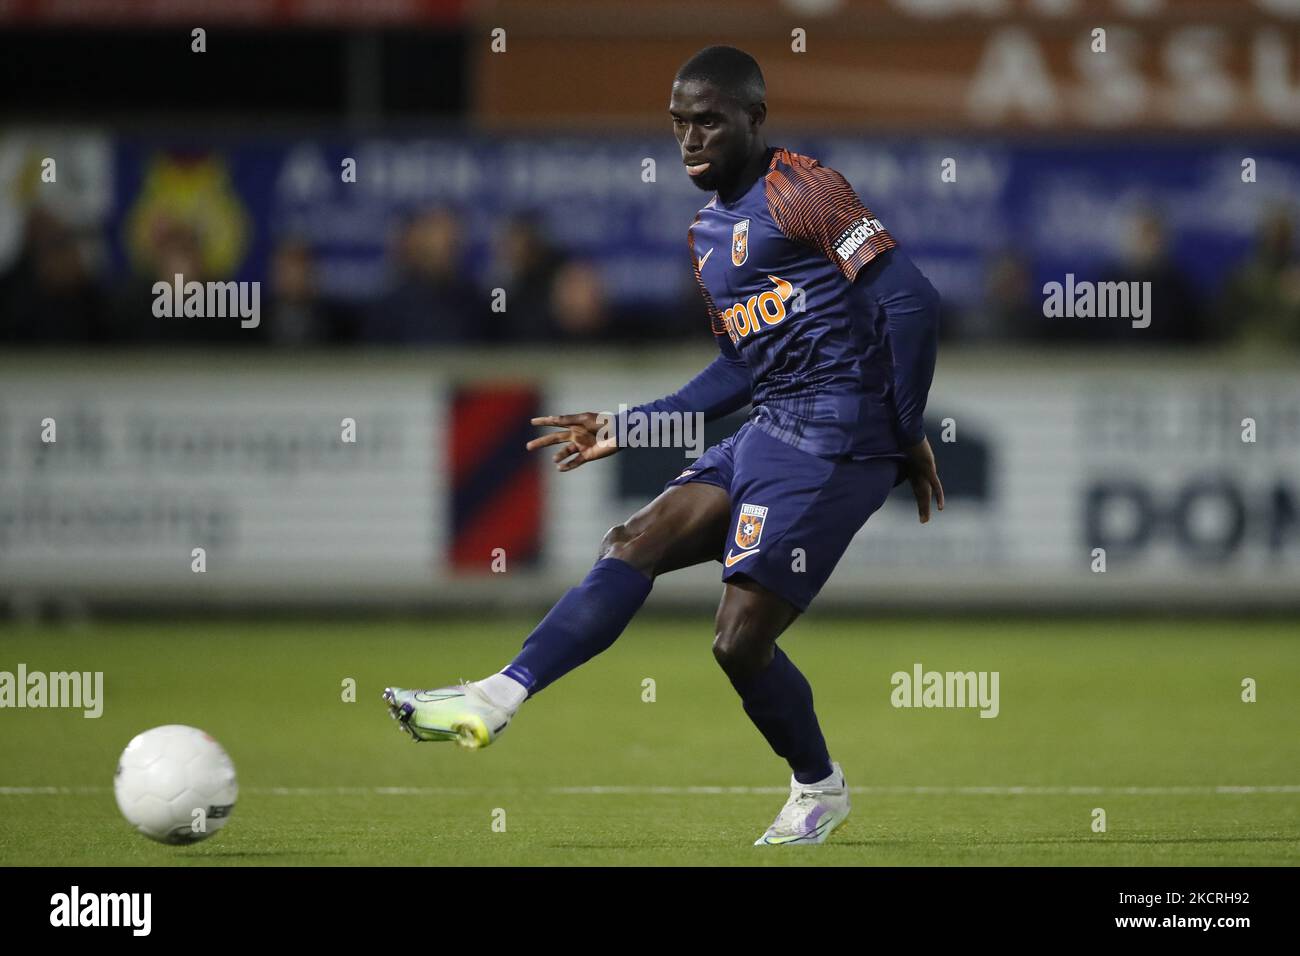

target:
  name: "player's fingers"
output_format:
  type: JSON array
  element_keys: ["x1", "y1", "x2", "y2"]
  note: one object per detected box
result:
[
  {"x1": 933, "y1": 472, "x2": 945, "y2": 512},
  {"x1": 531, "y1": 414, "x2": 580, "y2": 427},
  {"x1": 558, "y1": 453, "x2": 587, "y2": 473},
  {"x1": 553, "y1": 443, "x2": 578, "y2": 463},
  {"x1": 912, "y1": 479, "x2": 931, "y2": 524},
  {"x1": 525, "y1": 431, "x2": 571, "y2": 451}
]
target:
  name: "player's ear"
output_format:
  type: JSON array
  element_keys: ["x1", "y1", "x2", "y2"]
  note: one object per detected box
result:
[{"x1": 748, "y1": 101, "x2": 767, "y2": 129}]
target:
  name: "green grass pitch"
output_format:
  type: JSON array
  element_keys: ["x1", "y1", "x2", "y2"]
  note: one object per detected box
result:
[{"x1": 1, "y1": 616, "x2": 1297, "y2": 866}]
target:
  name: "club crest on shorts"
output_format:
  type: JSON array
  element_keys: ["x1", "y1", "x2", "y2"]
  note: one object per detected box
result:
[
  {"x1": 734, "y1": 503, "x2": 768, "y2": 550},
  {"x1": 731, "y1": 219, "x2": 750, "y2": 267}
]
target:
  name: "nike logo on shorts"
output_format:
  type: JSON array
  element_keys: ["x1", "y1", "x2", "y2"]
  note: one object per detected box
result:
[{"x1": 725, "y1": 548, "x2": 760, "y2": 567}]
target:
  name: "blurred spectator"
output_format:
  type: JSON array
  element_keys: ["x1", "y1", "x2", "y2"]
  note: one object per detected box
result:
[
  {"x1": 0, "y1": 206, "x2": 109, "y2": 344},
  {"x1": 488, "y1": 212, "x2": 569, "y2": 342},
  {"x1": 549, "y1": 260, "x2": 612, "y2": 341},
  {"x1": 366, "y1": 207, "x2": 485, "y2": 344},
  {"x1": 1219, "y1": 207, "x2": 1300, "y2": 348},
  {"x1": 962, "y1": 250, "x2": 1039, "y2": 342},
  {"x1": 634, "y1": 277, "x2": 718, "y2": 342},
  {"x1": 1008, "y1": 210, "x2": 1205, "y2": 345},
  {"x1": 263, "y1": 238, "x2": 358, "y2": 346},
  {"x1": 107, "y1": 217, "x2": 252, "y2": 345},
  {"x1": 1098, "y1": 208, "x2": 1205, "y2": 344}
]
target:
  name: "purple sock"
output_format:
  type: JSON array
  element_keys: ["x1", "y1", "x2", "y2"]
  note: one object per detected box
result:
[
  {"x1": 502, "y1": 557, "x2": 653, "y2": 697},
  {"x1": 727, "y1": 645, "x2": 834, "y2": 785}
]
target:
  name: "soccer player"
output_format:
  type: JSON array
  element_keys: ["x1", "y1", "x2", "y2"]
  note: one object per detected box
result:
[{"x1": 384, "y1": 45, "x2": 943, "y2": 846}]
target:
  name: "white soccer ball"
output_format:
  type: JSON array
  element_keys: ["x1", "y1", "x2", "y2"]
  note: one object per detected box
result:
[{"x1": 114, "y1": 725, "x2": 238, "y2": 845}]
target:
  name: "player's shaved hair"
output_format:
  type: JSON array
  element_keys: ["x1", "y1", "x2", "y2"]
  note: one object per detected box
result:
[{"x1": 674, "y1": 46, "x2": 765, "y2": 108}]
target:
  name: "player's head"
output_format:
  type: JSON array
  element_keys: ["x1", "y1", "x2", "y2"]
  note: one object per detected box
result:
[{"x1": 670, "y1": 46, "x2": 767, "y2": 194}]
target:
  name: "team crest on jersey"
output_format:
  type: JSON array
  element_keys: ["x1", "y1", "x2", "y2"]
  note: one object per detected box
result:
[
  {"x1": 731, "y1": 219, "x2": 750, "y2": 267},
  {"x1": 734, "y1": 503, "x2": 768, "y2": 550}
]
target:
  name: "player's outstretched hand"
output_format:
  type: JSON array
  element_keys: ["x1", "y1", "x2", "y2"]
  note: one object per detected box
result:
[
  {"x1": 526, "y1": 412, "x2": 620, "y2": 473},
  {"x1": 903, "y1": 435, "x2": 945, "y2": 524}
]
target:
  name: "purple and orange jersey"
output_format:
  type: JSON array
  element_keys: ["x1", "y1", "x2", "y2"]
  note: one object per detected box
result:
[
  {"x1": 623, "y1": 146, "x2": 941, "y2": 607},
  {"x1": 687, "y1": 146, "x2": 906, "y2": 460}
]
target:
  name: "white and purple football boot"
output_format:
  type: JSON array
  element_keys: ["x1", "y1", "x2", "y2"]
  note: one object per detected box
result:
[{"x1": 754, "y1": 762, "x2": 851, "y2": 846}]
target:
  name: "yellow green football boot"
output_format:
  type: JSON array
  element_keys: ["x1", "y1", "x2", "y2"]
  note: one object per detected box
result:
[{"x1": 382, "y1": 684, "x2": 511, "y2": 750}]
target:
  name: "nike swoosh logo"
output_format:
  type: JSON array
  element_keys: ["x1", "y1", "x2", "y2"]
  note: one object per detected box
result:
[
  {"x1": 697, "y1": 247, "x2": 713, "y2": 271},
  {"x1": 725, "y1": 548, "x2": 760, "y2": 567}
]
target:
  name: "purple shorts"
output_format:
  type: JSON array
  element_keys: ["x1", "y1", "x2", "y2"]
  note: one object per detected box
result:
[{"x1": 665, "y1": 422, "x2": 902, "y2": 611}]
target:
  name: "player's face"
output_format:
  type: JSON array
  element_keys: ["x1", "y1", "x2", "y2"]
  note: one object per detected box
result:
[{"x1": 669, "y1": 80, "x2": 760, "y2": 194}]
